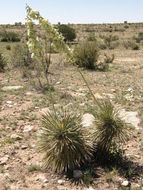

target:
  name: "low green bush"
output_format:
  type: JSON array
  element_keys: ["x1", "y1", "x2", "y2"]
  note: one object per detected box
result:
[
  {"x1": 0, "y1": 30, "x2": 20, "y2": 42},
  {"x1": 57, "y1": 24, "x2": 76, "y2": 42}
]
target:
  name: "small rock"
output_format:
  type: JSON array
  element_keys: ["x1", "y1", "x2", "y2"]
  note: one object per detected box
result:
[
  {"x1": 11, "y1": 134, "x2": 22, "y2": 140},
  {"x1": 121, "y1": 180, "x2": 130, "y2": 187},
  {"x1": 6, "y1": 101, "x2": 12, "y2": 104},
  {"x1": 88, "y1": 187, "x2": 95, "y2": 190},
  {"x1": 81, "y1": 113, "x2": 95, "y2": 128},
  {"x1": 73, "y1": 170, "x2": 83, "y2": 179},
  {"x1": 127, "y1": 87, "x2": 133, "y2": 92},
  {"x1": 23, "y1": 125, "x2": 34, "y2": 133},
  {"x1": 57, "y1": 179, "x2": 65, "y2": 185},
  {"x1": 7, "y1": 105, "x2": 13, "y2": 108},
  {"x1": 25, "y1": 92, "x2": 33, "y2": 96},
  {"x1": 0, "y1": 155, "x2": 9, "y2": 165},
  {"x1": 2, "y1": 86, "x2": 23, "y2": 91},
  {"x1": 21, "y1": 145, "x2": 28, "y2": 149},
  {"x1": 111, "y1": 89, "x2": 116, "y2": 93},
  {"x1": 37, "y1": 174, "x2": 48, "y2": 183},
  {"x1": 10, "y1": 184, "x2": 17, "y2": 190},
  {"x1": 119, "y1": 109, "x2": 140, "y2": 130}
]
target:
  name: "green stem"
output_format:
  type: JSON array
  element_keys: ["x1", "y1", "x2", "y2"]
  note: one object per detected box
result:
[{"x1": 76, "y1": 66, "x2": 102, "y2": 108}]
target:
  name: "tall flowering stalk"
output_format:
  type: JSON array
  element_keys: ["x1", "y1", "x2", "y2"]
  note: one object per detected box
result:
[
  {"x1": 26, "y1": 5, "x2": 71, "y2": 87},
  {"x1": 25, "y1": 5, "x2": 98, "y2": 104}
]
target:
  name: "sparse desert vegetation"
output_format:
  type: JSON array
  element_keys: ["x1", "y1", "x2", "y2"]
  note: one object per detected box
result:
[{"x1": 0, "y1": 4, "x2": 143, "y2": 190}]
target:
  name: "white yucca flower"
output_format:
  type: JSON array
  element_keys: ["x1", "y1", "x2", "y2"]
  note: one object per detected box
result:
[
  {"x1": 27, "y1": 30, "x2": 30, "y2": 36},
  {"x1": 36, "y1": 37, "x2": 39, "y2": 41},
  {"x1": 31, "y1": 53, "x2": 35, "y2": 58}
]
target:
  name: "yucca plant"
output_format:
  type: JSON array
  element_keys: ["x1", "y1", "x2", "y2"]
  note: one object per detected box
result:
[
  {"x1": 39, "y1": 109, "x2": 92, "y2": 172},
  {"x1": 93, "y1": 100, "x2": 130, "y2": 157}
]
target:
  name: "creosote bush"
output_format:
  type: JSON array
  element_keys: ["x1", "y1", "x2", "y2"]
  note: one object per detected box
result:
[
  {"x1": 0, "y1": 30, "x2": 20, "y2": 42},
  {"x1": 135, "y1": 32, "x2": 143, "y2": 43},
  {"x1": 92, "y1": 100, "x2": 130, "y2": 161},
  {"x1": 57, "y1": 24, "x2": 76, "y2": 42},
  {"x1": 100, "y1": 34, "x2": 119, "y2": 49},
  {"x1": 73, "y1": 41, "x2": 99, "y2": 70},
  {"x1": 123, "y1": 40, "x2": 139, "y2": 50},
  {"x1": 39, "y1": 109, "x2": 92, "y2": 172}
]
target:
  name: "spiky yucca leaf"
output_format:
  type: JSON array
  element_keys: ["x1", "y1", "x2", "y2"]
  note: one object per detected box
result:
[
  {"x1": 39, "y1": 109, "x2": 92, "y2": 172},
  {"x1": 93, "y1": 100, "x2": 130, "y2": 153}
]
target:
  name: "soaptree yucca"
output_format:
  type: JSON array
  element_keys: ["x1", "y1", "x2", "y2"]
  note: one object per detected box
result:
[
  {"x1": 39, "y1": 109, "x2": 92, "y2": 172},
  {"x1": 93, "y1": 100, "x2": 130, "y2": 156}
]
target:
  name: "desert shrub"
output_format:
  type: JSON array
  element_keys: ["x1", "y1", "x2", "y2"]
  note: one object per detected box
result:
[
  {"x1": 6, "y1": 44, "x2": 11, "y2": 50},
  {"x1": 104, "y1": 35, "x2": 119, "y2": 49},
  {"x1": 39, "y1": 109, "x2": 92, "y2": 172},
  {"x1": 124, "y1": 21, "x2": 128, "y2": 24},
  {"x1": 0, "y1": 53, "x2": 6, "y2": 72},
  {"x1": 88, "y1": 35, "x2": 107, "y2": 50},
  {"x1": 57, "y1": 24, "x2": 76, "y2": 42},
  {"x1": 98, "y1": 38, "x2": 107, "y2": 50},
  {"x1": 99, "y1": 34, "x2": 119, "y2": 49},
  {"x1": 132, "y1": 43, "x2": 139, "y2": 50},
  {"x1": 124, "y1": 25, "x2": 129, "y2": 29},
  {"x1": 0, "y1": 30, "x2": 20, "y2": 42},
  {"x1": 14, "y1": 22, "x2": 22, "y2": 26},
  {"x1": 92, "y1": 100, "x2": 130, "y2": 160},
  {"x1": 11, "y1": 43, "x2": 32, "y2": 67},
  {"x1": 11, "y1": 43, "x2": 34, "y2": 78},
  {"x1": 73, "y1": 41, "x2": 99, "y2": 70},
  {"x1": 87, "y1": 32, "x2": 96, "y2": 41},
  {"x1": 122, "y1": 40, "x2": 130, "y2": 49},
  {"x1": 130, "y1": 41, "x2": 139, "y2": 50},
  {"x1": 109, "y1": 41, "x2": 120, "y2": 49},
  {"x1": 123, "y1": 40, "x2": 139, "y2": 50},
  {"x1": 135, "y1": 32, "x2": 143, "y2": 43}
]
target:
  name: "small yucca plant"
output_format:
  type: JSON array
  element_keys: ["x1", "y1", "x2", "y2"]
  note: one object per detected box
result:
[
  {"x1": 93, "y1": 100, "x2": 130, "y2": 155},
  {"x1": 39, "y1": 109, "x2": 92, "y2": 172}
]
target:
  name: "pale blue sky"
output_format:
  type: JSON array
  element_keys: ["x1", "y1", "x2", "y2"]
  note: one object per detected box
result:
[{"x1": 0, "y1": 0, "x2": 143, "y2": 24}]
